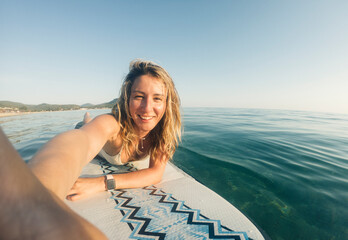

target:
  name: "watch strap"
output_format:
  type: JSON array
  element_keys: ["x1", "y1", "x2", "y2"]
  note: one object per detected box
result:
[{"x1": 105, "y1": 174, "x2": 115, "y2": 191}]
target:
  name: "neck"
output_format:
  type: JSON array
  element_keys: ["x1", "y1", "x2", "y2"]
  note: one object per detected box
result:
[
  {"x1": 138, "y1": 132, "x2": 150, "y2": 150},
  {"x1": 136, "y1": 129, "x2": 150, "y2": 139}
]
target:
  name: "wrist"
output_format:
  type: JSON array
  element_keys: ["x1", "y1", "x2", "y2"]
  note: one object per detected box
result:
[{"x1": 104, "y1": 174, "x2": 116, "y2": 191}]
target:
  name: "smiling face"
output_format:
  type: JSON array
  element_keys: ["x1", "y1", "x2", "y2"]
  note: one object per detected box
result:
[{"x1": 129, "y1": 74, "x2": 167, "y2": 137}]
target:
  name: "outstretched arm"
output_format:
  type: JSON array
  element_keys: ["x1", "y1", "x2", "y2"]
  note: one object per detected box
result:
[
  {"x1": 0, "y1": 127, "x2": 107, "y2": 240},
  {"x1": 67, "y1": 153, "x2": 167, "y2": 201},
  {"x1": 28, "y1": 114, "x2": 119, "y2": 199}
]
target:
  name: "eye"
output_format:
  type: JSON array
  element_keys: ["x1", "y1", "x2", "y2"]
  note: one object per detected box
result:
[
  {"x1": 134, "y1": 95, "x2": 144, "y2": 99},
  {"x1": 154, "y1": 97, "x2": 163, "y2": 102}
]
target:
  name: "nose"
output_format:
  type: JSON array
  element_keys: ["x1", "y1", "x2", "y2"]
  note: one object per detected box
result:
[{"x1": 141, "y1": 97, "x2": 152, "y2": 112}]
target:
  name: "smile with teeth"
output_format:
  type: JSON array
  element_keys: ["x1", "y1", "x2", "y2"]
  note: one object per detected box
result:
[{"x1": 138, "y1": 115, "x2": 154, "y2": 120}]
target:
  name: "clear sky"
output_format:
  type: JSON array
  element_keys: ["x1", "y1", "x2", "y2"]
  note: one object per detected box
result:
[{"x1": 1, "y1": 0, "x2": 347, "y2": 114}]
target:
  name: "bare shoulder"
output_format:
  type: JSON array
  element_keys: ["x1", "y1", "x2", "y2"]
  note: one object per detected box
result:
[{"x1": 80, "y1": 114, "x2": 120, "y2": 140}]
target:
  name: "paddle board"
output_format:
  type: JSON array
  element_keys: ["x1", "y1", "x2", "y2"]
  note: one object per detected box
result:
[{"x1": 66, "y1": 155, "x2": 268, "y2": 240}]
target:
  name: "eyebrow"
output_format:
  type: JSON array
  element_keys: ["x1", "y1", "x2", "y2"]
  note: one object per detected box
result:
[{"x1": 132, "y1": 90, "x2": 165, "y2": 97}]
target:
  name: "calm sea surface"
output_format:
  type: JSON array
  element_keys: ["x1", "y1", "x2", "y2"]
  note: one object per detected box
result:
[{"x1": 1, "y1": 108, "x2": 347, "y2": 240}]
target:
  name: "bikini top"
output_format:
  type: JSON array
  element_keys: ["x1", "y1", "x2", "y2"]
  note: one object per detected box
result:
[
  {"x1": 95, "y1": 114, "x2": 150, "y2": 170},
  {"x1": 98, "y1": 146, "x2": 150, "y2": 170}
]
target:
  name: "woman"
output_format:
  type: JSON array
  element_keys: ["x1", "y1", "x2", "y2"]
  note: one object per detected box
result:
[{"x1": 29, "y1": 59, "x2": 181, "y2": 202}]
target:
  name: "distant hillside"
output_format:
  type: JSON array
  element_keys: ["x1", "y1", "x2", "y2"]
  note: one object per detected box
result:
[
  {"x1": 0, "y1": 101, "x2": 25, "y2": 111},
  {"x1": 0, "y1": 99, "x2": 117, "y2": 113},
  {"x1": 81, "y1": 103, "x2": 94, "y2": 108},
  {"x1": 92, "y1": 98, "x2": 117, "y2": 109}
]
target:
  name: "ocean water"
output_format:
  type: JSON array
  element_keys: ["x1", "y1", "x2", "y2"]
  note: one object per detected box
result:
[{"x1": 1, "y1": 108, "x2": 347, "y2": 240}]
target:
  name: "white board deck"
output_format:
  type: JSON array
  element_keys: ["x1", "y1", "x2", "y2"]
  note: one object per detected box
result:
[{"x1": 66, "y1": 157, "x2": 267, "y2": 240}]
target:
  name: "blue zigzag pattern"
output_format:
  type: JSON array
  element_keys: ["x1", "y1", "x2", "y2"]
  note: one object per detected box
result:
[
  {"x1": 97, "y1": 156, "x2": 137, "y2": 173},
  {"x1": 145, "y1": 186, "x2": 249, "y2": 239},
  {"x1": 112, "y1": 189, "x2": 166, "y2": 240},
  {"x1": 96, "y1": 157, "x2": 250, "y2": 240},
  {"x1": 111, "y1": 186, "x2": 249, "y2": 240}
]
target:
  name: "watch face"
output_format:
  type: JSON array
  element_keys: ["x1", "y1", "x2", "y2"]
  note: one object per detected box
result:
[{"x1": 107, "y1": 179, "x2": 115, "y2": 190}]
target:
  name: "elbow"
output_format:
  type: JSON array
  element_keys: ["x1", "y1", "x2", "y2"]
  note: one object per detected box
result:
[
  {"x1": 151, "y1": 171, "x2": 164, "y2": 185},
  {"x1": 153, "y1": 176, "x2": 162, "y2": 185},
  {"x1": 147, "y1": 165, "x2": 165, "y2": 186}
]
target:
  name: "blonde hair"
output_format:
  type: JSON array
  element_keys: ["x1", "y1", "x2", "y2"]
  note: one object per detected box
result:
[{"x1": 112, "y1": 60, "x2": 181, "y2": 162}]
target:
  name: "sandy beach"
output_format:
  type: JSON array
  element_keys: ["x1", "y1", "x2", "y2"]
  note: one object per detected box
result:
[{"x1": 0, "y1": 112, "x2": 33, "y2": 118}]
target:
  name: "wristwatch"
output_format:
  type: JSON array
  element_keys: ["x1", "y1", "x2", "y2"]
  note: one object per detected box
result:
[{"x1": 105, "y1": 174, "x2": 116, "y2": 191}]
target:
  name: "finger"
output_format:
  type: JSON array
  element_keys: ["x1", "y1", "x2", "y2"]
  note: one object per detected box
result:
[
  {"x1": 66, "y1": 193, "x2": 83, "y2": 201},
  {"x1": 66, "y1": 194, "x2": 74, "y2": 201},
  {"x1": 67, "y1": 188, "x2": 77, "y2": 195}
]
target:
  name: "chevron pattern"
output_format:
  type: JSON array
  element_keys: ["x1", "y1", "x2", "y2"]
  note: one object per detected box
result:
[
  {"x1": 110, "y1": 186, "x2": 249, "y2": 240},
  {"x1": 96, "y1": 157, "x2": 250, "y2": 240},
  {"x1": 97, "y1": 156, "x2": 137, "y2": 173}
]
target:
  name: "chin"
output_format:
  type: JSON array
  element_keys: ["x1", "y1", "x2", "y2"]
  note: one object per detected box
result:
[{"x1": 136, "y1": 122, "x2": 157, "y2": 132}]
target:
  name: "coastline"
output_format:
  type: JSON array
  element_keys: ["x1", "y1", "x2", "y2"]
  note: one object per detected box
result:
[
  {"x1": 0, "y1": 108, "x2": 111, "y2": 118},
  {"x1": 0, "y1": 112, "x2": 33, "y2": 118}
]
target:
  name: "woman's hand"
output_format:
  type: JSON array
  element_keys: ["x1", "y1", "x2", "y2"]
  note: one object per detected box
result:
[{"x1": 66, "y1": 176, "x2": 105, "y2": 201}]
